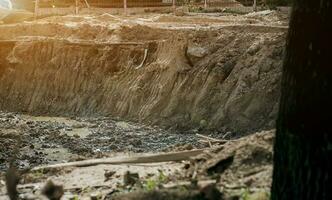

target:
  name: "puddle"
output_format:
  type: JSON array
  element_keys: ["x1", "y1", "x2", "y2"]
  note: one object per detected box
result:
[
  {"x1": 21, "y1": 115, "x2": 90, "y2": 128},
  {"x1": 65, "y1": 128, "x2": 91, "y2": 139},
  {"x1": 42, "y1": 147, "x2": 78, "y2": 164},
  {"x1": 115, "y1": 121, "x2": 138, "y2": 131},
  {"x1": 1, "y1": 111, "x2": 204, "y2": 171},
  {"x1": 21, "y1": 115, "x2": 78, "y2": 125}
]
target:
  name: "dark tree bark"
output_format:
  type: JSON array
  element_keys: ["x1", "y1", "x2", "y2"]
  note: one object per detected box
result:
[{"x1": 271, "y1": 0, "x2": 332, "y2": 199}]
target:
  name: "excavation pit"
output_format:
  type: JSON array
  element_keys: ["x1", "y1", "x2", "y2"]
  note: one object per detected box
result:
[{"x1": 0, "y1": 11, "x2": 288, "y2": 199}]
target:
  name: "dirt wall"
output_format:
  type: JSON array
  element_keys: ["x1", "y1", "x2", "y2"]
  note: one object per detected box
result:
[{"x1": 0, "y1": 16, "x2": 287, "y2": 133}]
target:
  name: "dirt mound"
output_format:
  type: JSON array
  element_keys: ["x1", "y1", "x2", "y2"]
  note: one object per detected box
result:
[
  {"x1": 0, "y1": 14, "x2": 287, "y2": 133},
  {"x1": 185, "y1": 130, "x2": 274, "y2": 199}
]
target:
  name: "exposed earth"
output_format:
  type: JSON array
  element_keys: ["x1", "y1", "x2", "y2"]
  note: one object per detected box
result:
[
  {"x1": 0, "y1": 111, "x2": 213, "y2": 171},
  {"x1": 0, "y1": 10, "x2": 288, "y2": 200},
  {"x1": 0, "y1": 10, "x2": 287, "y2": 133}
]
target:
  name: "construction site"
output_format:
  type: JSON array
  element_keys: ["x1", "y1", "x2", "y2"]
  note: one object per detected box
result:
[{"x1": 0, "y1": 0, "x2": 290, "y2": 199}]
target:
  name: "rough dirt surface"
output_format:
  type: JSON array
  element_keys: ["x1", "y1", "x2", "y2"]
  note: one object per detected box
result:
[
  {"x1": 0, "y1": 111, "x2": 210, "y2": 171},
  {"x1": 0, "y1": 11, "x2": 288, "y2": 200},
  {"x1": 192, "y1": 130, "x2": 274, "y2": 199},
  {"x1": 0, "y1": 11, "x2": 287, "y2": 133},
  {"x1": 0, "y1": 129, "x2": 275, "y2": 200}
]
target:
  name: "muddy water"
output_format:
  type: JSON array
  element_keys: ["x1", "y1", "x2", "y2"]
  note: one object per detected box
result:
[{"x1": 0, "y1": 111, "x2": 211, "y2": 171}]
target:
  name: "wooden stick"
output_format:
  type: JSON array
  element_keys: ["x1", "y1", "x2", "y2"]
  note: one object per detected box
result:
[
  {"x1": 222, "y1": 132, "x2": 231, "y2": 139},
  {"x1": 32, "y1": 149, "x2": 208, "y2": 171},
  {"x1": 197, "y1": 133, "x2": 244, "y2": 143},
  {"x1": 196, "y1": 134, "x2": 227, "y2": 143}
]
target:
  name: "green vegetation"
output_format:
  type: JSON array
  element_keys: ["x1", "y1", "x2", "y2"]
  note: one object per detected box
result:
[{"x1": 143, "y1": 170, "x2": 168, "y2": 191}]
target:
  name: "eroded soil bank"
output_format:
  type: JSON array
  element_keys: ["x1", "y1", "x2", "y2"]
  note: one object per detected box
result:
[{"x1": 0, "y1": 12, "x2": 287, "y2": 133}]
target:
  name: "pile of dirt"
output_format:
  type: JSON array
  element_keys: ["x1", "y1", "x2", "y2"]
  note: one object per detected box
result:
[
  {"x1": 190, "y1": 130, "x2": 274, "y2": 198},
  {"x1": 0, "y1": 13, "x2": 287, "y2": 134}
]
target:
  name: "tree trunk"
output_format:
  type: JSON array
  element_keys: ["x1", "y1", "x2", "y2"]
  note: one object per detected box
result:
[{"x1": 271, "y1": 0, "x2": 332, "y2": 199}]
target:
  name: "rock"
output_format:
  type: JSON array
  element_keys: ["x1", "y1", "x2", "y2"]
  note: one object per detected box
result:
[
  {"x1": 72, "y1": 123, "x2": 86, "y2": 128},
  {"x1": 200, "y1": 120, "x2": 208, "y2": 129},
  {"x1": 123, "y1": 171, "x2": 140, "y2": 186},
  {"x1": 174, "y1": 6, "x2": 189, "y2": 16},
  {"x1": 26, "y1": 121, "x2": 34, "y2": 125},
  {"x1": 65, "y1": 127, "x2": 73, "y2": 131},
  {"x1": 246, "y1": 191, "x2": 269, "y2": 200},
  {"x1": 90, "y1": 193, "x2": 102, "y2": 200},
  {"x1": 89, "y1": 124, "x2": 99, "y2": 128},
  {"x1": 109, "y1": 144, "x2": 118, "y2": 150},
  {"x1": 247, "y1": 40, "x2": 263, "y2": 55},
  {"x1": 104, "y1": 170, "x2": 116, "y2": 182},
  {"x1": 129, "y1": 138, "x2": 142, "y2": 146},
  {"x1": 187, "y1": 45, "x2": 209, "y2": 63},
  {"x1": 19, "y1": 193, "x2": 37, "y2": 200},
  {"x1": 42, "y1": 180, "x2": 64, "y2": 200},
  {"x1": 200, "y1": 184, "x2": 223, "y2": 200},
  {"x1": 66, "y1": 194, "x2": 78, "y2": 200}
]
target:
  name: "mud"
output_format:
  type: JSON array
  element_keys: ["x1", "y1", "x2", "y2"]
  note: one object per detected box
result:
[
  {"x1": 0, "y1": 111, "x2": 210, "y2": 171},
  {"x1": 0, "y1": 12, "x2": 287, "y2": 134}
]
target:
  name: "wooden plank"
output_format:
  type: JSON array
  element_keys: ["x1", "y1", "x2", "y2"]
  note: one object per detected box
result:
[{"x1": 32, "y1": 149, "x2": 208, "y2": 171}]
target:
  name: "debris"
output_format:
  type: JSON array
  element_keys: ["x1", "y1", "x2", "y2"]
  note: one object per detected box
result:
[
  {"x1": 206, "y1": 154, "x2": 235, "y2": 175},
  {"x1": 196, "y1": 134, "x2": 228, "y2": 144},
  {"x1": 123, "y1": 171, "x2": 140, "y2": 186},
  {"x1": 42, "y1": 180, "x2": 64, "y2": 200},
  {"x1": 200, "y1": 184, "x2": 223, "y2": 200},
  {"x1": 0, "y1": 9, "x2": 288, "y2": 199},
  {"x1": 90, "y1": 192, "x2": 102, "y2": 200},
  {"x1": 32, "y1": 149, "x2": 209, "y2": 171},
  {"x1": 104, "y1": 170, "x2": 116, "y2": 182}
]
